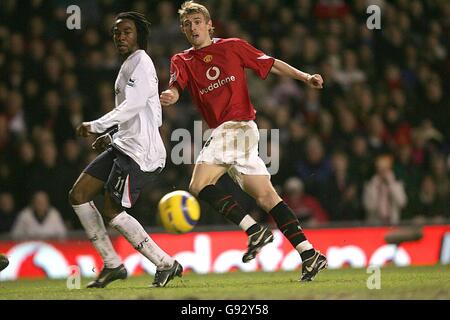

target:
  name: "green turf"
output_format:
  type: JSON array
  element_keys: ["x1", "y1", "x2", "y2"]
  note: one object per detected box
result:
[{"x1": 0, "y1": 265, "x2": 449, "y2": 300}]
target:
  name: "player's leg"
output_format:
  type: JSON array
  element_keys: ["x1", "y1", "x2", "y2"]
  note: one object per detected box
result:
[
  {"x1": 241, "y1": 174, "x2": 327, "y2": 281},
  {"x1": 190, "y1": 163, "x2": 265, "y2": 236},
  {"x1": 191, "y1": 121, "x2": 272, "y2": 259},
  {"x1": 103, "y1": 150, "x2": 181, "y2": 287},
  {"x1": 69, "y1": 149, "x2": 123, "y2": 277},
  {"x1": 0, "y1": 254, "x2": 9, "y2": 272}
]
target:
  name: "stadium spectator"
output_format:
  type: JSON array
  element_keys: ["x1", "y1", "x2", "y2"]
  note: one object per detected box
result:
[
  {"x1": 6, "y1": 91, "x2": 27, "y2": 140},
  {"x1": 393, "y1": 144, "x2": 423, "y2": 219},
  {"x1": 296, "y1": 135, "x2": 332, "y2": 198},
  {"x1": 363, "y1": 154, "x2": 407, "y2": 225},
  {"x1": 366, "y1": 113, "x2": 389, "y2": 155},
  {"x1": 334, "y1": 50, "x2": 366, "y2": 90},
  {"x1": 11, "y1": 191, "x2": 67, "y2": 240},
  {"x1": 10, "y1": 139, "x2": 36, "y2": 208},
  {"x1": 282, "y1": 177, "x2": 329, "y2": 226},
  {"x1": 322, "y1": 151, "x2": 362, "y2": 221},
  {"x1": 0, "y1": 192, "x2": 16, "y2": 235},
  {"x1": 411, "y1": 175, "x2": 448, "y2": 223},
  {"x1": 348, "y1": 134, "x2": 372, "y2": 184},
  {"x1": 430, "y1": 154, "x2": 450, "y2": 202},
  {"x1": 333, "y1": 106, "x2": 359, "y2": 150},
  {"x1": 28, "y1": 142, "x2": 66, "y2": 214},
  {"x1": 0, "y1": 115, "x2": 11, "y2": 153}
]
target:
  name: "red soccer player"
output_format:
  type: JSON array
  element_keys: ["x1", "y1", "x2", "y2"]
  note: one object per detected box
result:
[{"x1": 160, "y1": 1, "x2": 326, "y2": 281}]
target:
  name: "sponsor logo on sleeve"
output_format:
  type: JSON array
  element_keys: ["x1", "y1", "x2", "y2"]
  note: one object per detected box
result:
[
  {"x1": 127, "y1": 78, "x2": 136, "y2": 87},
  {"x1": 169, "y1": 72, "x2": 177, "y2": 85}
]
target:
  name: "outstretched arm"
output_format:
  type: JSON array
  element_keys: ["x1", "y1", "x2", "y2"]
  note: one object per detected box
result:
[
  {"x1": 270, "y1": 59, "x2": 323, "y2": 89},
  {"x1": 160, "y1": 86, "x2": 180, "y2": 107}
]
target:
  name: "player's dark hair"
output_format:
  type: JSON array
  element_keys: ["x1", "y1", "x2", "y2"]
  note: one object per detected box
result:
[{"x1": 114, "y1": 12, "x2": 151, "y2": 51}]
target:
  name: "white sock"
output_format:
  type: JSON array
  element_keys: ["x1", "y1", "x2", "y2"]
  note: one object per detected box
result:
[
  {"x1": 110, "y1": 211, "x2": 174, "y2": 270},
  {"x1": 296, "y1": 240, "x2": 314, "y2": 254},
  {"x1": 239, "y1": 215, "x2": 257, "y2": 231},
  {"x1": 72, "y1": 202, "x2": 122, "y2": 268}
]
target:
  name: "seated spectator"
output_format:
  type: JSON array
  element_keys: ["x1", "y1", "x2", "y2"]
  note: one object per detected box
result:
[
  {"x1": 411, "y1": 175, "x2": 448, "y2": 223},
  {"x1": 348, "y1": 135, "x2": 372, "y2": 185},
  {"x1": 322, "y1": 151, "x2": 362, "y2": 221},
  {"x1": 393, "y1": 144, "x2": 423, "y2": 220},
  {"x1": 296, "y1": 135, "x2": 332, "y2": 198},
  {"x1": 366, "y1": 113, "x2": 390, "y2": 155},
  {"x1": 0, "y1": 192, "x2": 16, "y2": 235},
  {"x1": 430, "y1": 154, "x2": 449, "y2": 202},
  {"x1": 11, "y1": 139, "x2": 36, "y2": 208},
  {"x1": 334, "y1": 50, "x2": 366, "y2": 90},
  {"x1": 363, "y1": 154, "x2": 407, "y2": 225},
  {"x1": 28, "y1": 142, "x2": 66, "y2": 214},
  {"x1": 11, "y1": 191, "x2": 67, "y2": 240},
  {"x1": 282, "y1": 177, "x2": 329, "y2": 226}
]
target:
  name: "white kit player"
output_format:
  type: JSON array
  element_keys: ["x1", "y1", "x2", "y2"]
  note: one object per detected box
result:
[{"x1": 69, "y1": 12, "x2": 182, "y2": 288}]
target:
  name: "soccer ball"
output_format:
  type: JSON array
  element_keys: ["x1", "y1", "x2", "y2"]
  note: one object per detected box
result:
[{"x1": 158, "y1": 190, "x2": 200, "y2": 234}]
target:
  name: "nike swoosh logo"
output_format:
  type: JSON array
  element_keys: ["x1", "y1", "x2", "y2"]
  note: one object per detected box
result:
[
  {"x1": 251, "y1": 230, "x2": 266, "y2": 246},
  {"x1": 304, "y1": 254, "x2": 320, "y2": 272}
]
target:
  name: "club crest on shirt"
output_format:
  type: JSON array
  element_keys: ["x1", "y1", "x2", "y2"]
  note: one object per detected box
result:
[
  {"x1": 115, "y1": 87, "x2": 120, "y2": 95},
  {"x1": 203, "y1": 54, "x2": 213, "y2": 63}
]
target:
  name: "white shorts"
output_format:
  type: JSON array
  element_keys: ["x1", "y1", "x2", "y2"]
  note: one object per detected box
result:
[{"x1": 196, "y1": 120, "x2": 270, "y2": 188}]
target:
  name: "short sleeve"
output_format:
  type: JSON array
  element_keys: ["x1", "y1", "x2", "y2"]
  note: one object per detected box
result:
[
  {"x1": 234, "y1": 39, "x2": 275, "y2": 80},
  {"x1": 169, "y1": 55, "x2": 189, "y2": 91}
]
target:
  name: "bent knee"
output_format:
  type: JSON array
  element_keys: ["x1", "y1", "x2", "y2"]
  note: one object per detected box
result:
[
  {"x1": 102, "y1": 210, "x2": 119, "y2": 223},
  {"x1": 189, "y1": 179, "x2": 215, "y2": 197},
  {"x1": 69, "y1": 186, "x2": 90, "y2": 205},
  {"x1": 189, "y1": 182, "x2": 203, "y2": 197},
  {"x1": 255, "y1": 192, "x2": 282, "y2": 212}
]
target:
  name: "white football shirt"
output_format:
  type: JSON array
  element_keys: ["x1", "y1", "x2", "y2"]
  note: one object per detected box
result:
[{"x1": 86, "y1": 49, "x2": 166, "y2": 172}]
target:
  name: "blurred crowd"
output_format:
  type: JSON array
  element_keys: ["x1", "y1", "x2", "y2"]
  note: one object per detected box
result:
[{"x1": 0, "y1": 0, "x2": 449, "y2": 238}]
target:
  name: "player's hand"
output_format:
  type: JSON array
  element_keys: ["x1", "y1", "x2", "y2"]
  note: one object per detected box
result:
[
  {"x1": 306, "y1": 74, "x2": 324, "y2": 89},
  {"x1": 92, "y1": 133, "x2": 112, "y2": 151},
  {"x1": 160, "y1": 89, "x2": 177, "y2": 107},
  {"x1": 76, "y1": 123, "x2": 94, "y2": 137}
]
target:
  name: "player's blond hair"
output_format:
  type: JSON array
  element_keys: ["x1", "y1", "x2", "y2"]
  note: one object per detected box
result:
[{"x1": 178, "y1": 1, "x2": 214, "y2": 36}]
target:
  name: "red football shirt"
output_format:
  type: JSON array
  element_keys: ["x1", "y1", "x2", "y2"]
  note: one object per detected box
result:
[{"x1": 169, "y1": 38, "x2": 275, "y2": 128}]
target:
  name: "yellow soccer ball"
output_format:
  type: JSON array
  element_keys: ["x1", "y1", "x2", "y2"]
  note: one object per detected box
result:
[{"x1": 158, "y1": 190, "x2": 201, "y2": 234}]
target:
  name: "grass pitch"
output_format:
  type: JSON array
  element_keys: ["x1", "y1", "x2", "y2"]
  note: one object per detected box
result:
[{"x1": 0, "y1": 265, "x2": 449, "y2": 300}]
